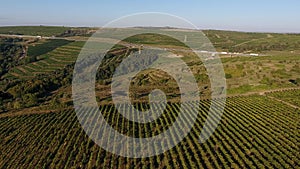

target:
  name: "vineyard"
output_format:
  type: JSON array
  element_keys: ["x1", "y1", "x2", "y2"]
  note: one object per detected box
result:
[
  {"x1": 267, "y1": 89, "x2": 300, "y2": 108},
  {"x1": 4, "y1": 41, "x2": 85, "y2": 79},
  {"x1": 0, "y1": 26, "x2": 300, "y2": 169},
  {"x1": 0, "y1": 95, "x2": 298, "y2": 169}
]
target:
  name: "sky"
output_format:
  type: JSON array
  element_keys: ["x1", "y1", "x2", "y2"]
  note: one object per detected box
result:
[{"x1": 0, "y1": 0, "x2": 299, "y2": 33}]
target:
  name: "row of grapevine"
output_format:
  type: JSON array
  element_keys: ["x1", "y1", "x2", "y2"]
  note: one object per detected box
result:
[
  {"x1": 5, "y1": 41, "x2": 85, "y2": 79},
  {"x1": 0, "y1": 95, "x2": 299, "y2": 168},
  {"x1": 267, "y1": 89, "x2": 300, "y2": 107}
]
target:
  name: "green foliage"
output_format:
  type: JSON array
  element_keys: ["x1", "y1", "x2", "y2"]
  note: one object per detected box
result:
[
  {"x1": 3, "y1": 64, "x2": 74, "y2": 110},
  {"x1": 13, "y1": 99, "x2": 22, "y2": 109},
  {"x1": 260, "y1": 77, "x2": 273, "y2": 85},
  {"x1": 225, "y1": 73, "x2": 232, "y2": 79},
  {"x1": 0, "y1": 96, "x2": 298, "y2": 168},
  {"x1": 2, "y1": 41, "x2": 85, "y2": 80},
  {"x1": 22, "y1": 93, "x2": 38, "y2": 107},
  {"x1": 96, "y1": 48, "x2": 158, "y2": 80},
  {"x1": 24, "y1": 55, "x2": 37, "y2": 64},
  {"x1": 50, "y1": 97, "x2": 65, "y2": 108},
  {"x1": 27, "y1": 39, "x2": 72, "y2": 57},
  {"x1": 203, "y1": 30, "x2": 300, "y2": 52},
  {"x1": 0, "y1": 29, "x2": 299, "y2": 169},
  {"x1": 268, "y1": 89, "x2": 300, "y2": 107},
  {"x1": 195, "y1": 73, "x2": 209, "y2": 82},
  {"x1": 0, "y1": 26, "x2": 70, "y2": 36},
  {"x1": 58, "y1": 28, "x2": 96, "y2": 37},
  {"x1": 0, "y1": 38, "x2": 24, "y2": 76},
  {"x1": 124, "y1": 33, "x2": 188, "y2": 47},
  {"x1": 271, "y1": 69, "x2": 289, "y2": 78}
]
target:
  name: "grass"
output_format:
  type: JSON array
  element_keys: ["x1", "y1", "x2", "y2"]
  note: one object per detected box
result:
[
  {"x1": 124, "y1": 33, "x2": 188, "y2": 47},
  {"x1": 203, "y1": 30, "x2": 300, "y2": 52},
  {"x1": 0, "y1": 26, "x2": 71, "y2": 36}
]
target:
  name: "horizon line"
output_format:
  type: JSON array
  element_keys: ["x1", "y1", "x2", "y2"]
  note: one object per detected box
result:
[{"x1": 0, "y1": 24, "x2": 299, "y2": 34}]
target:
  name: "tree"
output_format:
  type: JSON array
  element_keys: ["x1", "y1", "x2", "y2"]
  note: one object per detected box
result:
[
  {"x1": 13, "y1": 99, "x2": 22, "y2": 109},
  {"x1": 22, "y1": 93, "x2": 38, "y2": 107}
]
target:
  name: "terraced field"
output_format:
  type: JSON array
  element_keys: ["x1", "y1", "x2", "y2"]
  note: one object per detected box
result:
[
  {"x1": 5, "y1": 41, "x2": 85, "y2": 79},
  {"x1": 0, "y1": 95, "x2": 298, "y2": 169}
]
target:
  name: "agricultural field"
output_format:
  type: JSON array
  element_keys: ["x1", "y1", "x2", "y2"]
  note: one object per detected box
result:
[
  {"x1": 0, "y1": 26, "x2": 70, "y2": 37},
  {"x1": 267, "y1": 89, "x2": 300, "y2": 108},
  {"x1": 27, "y1": 39, "x2": 72, "y2": 57},
  {"x1": 4, "y1": 41, "x2": 85, "y2": 79},
  {"x1": 0, "y1": 26, "x2": 299, "y2": 169},
  {"x1": 203, "y1": 30, "x2": 300, "y2": 53},
  {"x1": 0, "y1": 95, "x2": 298, "y2": 169}
]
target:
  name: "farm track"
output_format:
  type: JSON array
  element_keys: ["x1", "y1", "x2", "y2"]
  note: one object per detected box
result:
[
  {"x1": 265, "y1": 95, "x2": 300, "y2": 109},
  {"x1": 227, "y1": 87, "x2": 300, "y2": 98}
]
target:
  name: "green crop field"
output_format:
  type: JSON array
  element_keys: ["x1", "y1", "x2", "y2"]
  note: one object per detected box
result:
[
  {"x1": 0, "y1": 96, "x2": 298, "y2": 169},
  {"x1": 0, "y1": 26, "x2": 299, "y2": 169},
  {"x1": 202, "y1": 30, "x2": 300, "y2": 52},
  {"x1": 4, "y1": 41, "x2": 85, "y2": 79},
  {"x1": 267, "y1": 89, "x2": 300, "y2": 107},
  {"x1": 0, "y1": 26, "x2": 70, "y2": 36},
  {"x1": 27, "y1": 39, "x2": 72, "y2": 57}
]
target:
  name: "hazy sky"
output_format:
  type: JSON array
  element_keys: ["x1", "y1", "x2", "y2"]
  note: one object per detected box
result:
[{"x1": 0, "y1": 0, "x2": 299, "y2": 33}]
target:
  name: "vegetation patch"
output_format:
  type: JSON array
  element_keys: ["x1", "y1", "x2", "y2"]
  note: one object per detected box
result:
[{"x1": 27, "y1": 39, "x2": 72, "y2": 58}]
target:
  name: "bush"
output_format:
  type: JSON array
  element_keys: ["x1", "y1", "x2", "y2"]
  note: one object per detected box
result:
[
  {"x1": 225, "y1": 73, "x2": 232, "y2": 79},
  {"x1": 13, "y1": 99, "x2": 22, "y2": 109},
  {"x1": 22, "y1": 93, "x2": 38, "y2": 107},
  {"x1": 24, "y1": 55, "x2": 37, "y2": 64}
]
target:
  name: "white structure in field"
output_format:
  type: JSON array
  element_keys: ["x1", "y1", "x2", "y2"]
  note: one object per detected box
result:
[
  {"x1": 139, "y1": 44, "x2": 143, "y2": 54},
  {"x1": 250, "y1": 53, "x2": 259, "y2": 56},
  {"x1": 184, "y1": 35, "x2": 187, "y2": 42}
]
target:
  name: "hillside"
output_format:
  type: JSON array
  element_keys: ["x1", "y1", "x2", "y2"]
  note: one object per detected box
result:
[{"x1": 0, "y1": 26, "x2": 299, "y2": 169}]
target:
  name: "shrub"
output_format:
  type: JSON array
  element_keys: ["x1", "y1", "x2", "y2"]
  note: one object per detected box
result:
[{"x1": 225, "y1": 73, "x2": 232, "y2": 79}]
